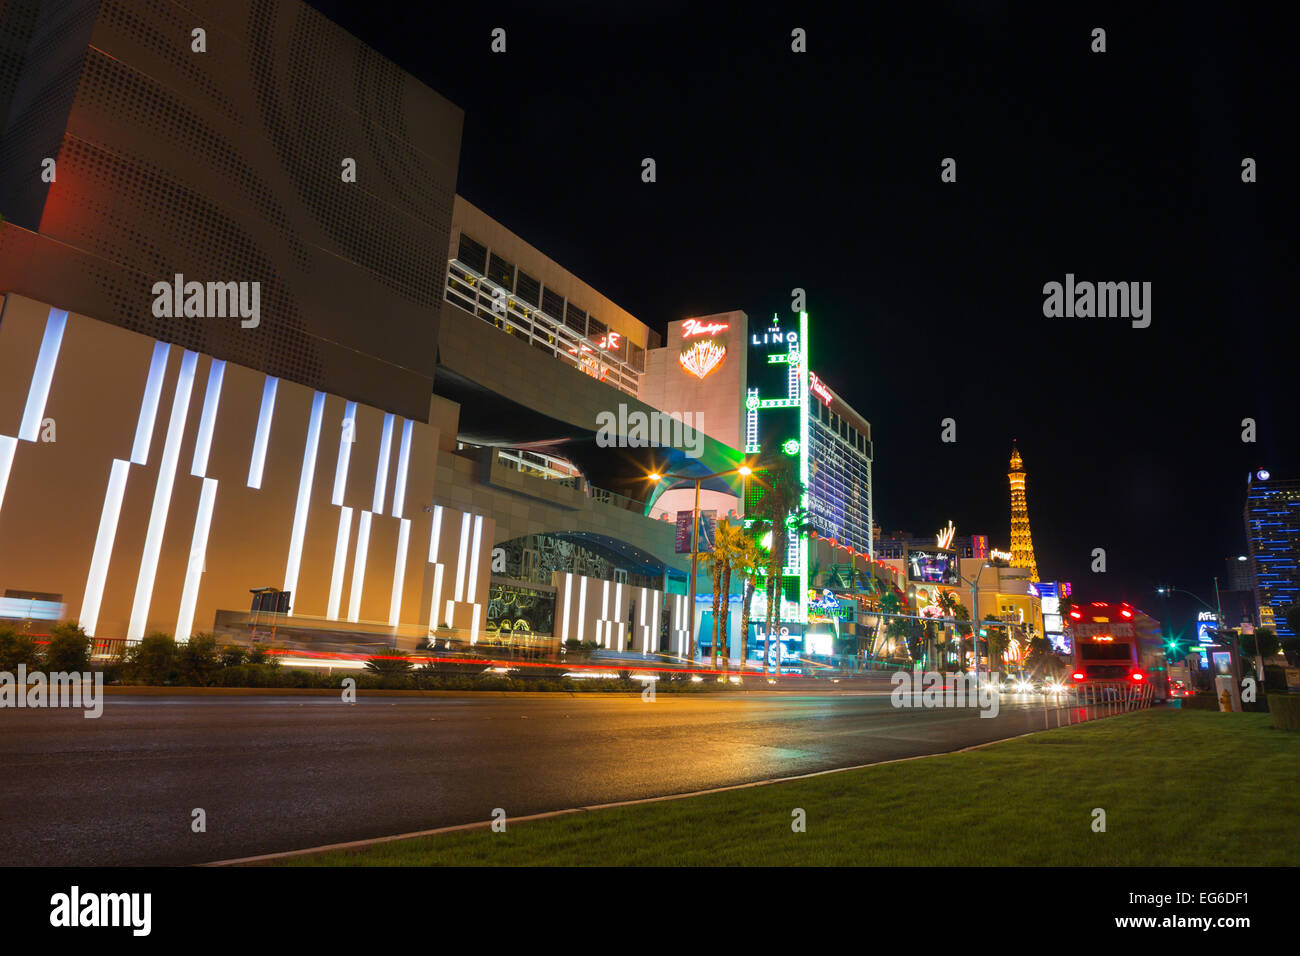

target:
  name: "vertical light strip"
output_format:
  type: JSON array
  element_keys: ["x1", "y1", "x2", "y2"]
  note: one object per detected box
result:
[
  {"x1": 283, "y1": 391, "x2": 326, "y2": 612},
  {"x1": 652, "y1": 590, "x2": 662, "y2": 653},
  {"x1": 614, "y1": 581, "x2": 624, "y2": 651},
  {"x1": 175, "y1": 477, "x2": 218, "y2": 642},
  {"x1": 639, "y1": 587, "x2": 647, "y2": 652},
  {"x1": 427, "y1": 504, "x2": 444, "y2": 562},
  {"x1": 453, "y1": 511, "x2": 471, "y2": 601},
  {"x1": 799, "y1": 310, "x2": 810, "y2": 630},
  {"x1": 247, "y1": 376, "x2": 278, "y2": 489},
  {"x1": 389, "y1": 518, "x2": 411, "y2": 626},
  {"x1": 79, "y1": 458, "x2": 131, "y2": 636},
  {"x1": 429, "y1": 564, "x2": 445, "y2": 632},
  {"x1": 601, "y1": 580, "x2": 611, "y2": 649},
  {"x1": 131, "y1": 342, "x2": 170, "y2": 465},
  {"x1": 561, "y1": 573, "x2": 573, "y2": 642},
  {"x1": 347, "y1": 510, "x2": 372, "y2": 622},
  {"x1": 391, "y1": 418, "x2": 413, "y2": 518},
  {"x1": 332, "y1": 401, "x2": 357, "y2": 506},
  {"x1": 128, "y1": 350, "x2": 198, "y2": 640},
  {"x1": 18, "y1": 307, "x2": 68, "y2": 441},
  {"x1": 470, "y1": 603, "x2": 481, "y2": 645},
  {"x1": 327, "y1": 507, "x2": 353, "y2": 619},
  {"x1": 0, "y1": 436, "x2": 16, "y2": 518},
  {"x1": 372, "y1": 412, "x2": 395, "y2": 514},
  {"x1": 190, "y1": 359, "x2": 225, "y2": 477},
  {"x1": 577, "y1": 576, "x2": 588, "y2": 643},
  {"x1": 465, "y1": 515, "x2": 484, "y2": 603}
]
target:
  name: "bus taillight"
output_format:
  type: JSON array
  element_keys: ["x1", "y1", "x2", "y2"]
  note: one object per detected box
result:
[{"x1": 1072, "y1": 671, "x2": 1085, "y2": 681}]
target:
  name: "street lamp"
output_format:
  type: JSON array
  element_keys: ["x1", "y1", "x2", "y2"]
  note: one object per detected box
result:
[
  {"x1": 958, "y1": 563, "x2": 993, "y2": 682},
  {"x1": 649, "y1": 463, "x2": 752, "y2": 665}
]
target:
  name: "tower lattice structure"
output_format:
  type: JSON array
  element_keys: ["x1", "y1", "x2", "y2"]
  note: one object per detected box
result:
[{"x1": 1008, "y1": 444, "x2": 1039, "y2": 582}]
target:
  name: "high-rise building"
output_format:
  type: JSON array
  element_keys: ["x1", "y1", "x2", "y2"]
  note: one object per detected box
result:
[
  {"x1": 1008, "y1": 443, "x2": 1040, "y2": 582},
  {"x1": 1224, "y1": 555, "x2": 1253, "y2": 592},
  {"x1": 1243, "y1": 470, "x2": 1300, "y2": 638}
]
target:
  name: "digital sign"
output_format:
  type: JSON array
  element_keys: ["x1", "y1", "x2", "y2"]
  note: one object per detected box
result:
[{"x1": 907, "y1": 548, "x2": 960, "y2": 585}]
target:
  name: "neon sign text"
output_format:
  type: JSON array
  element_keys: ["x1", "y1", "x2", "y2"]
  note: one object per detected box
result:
[{"x1": 681, "y1": 319, "x2": 729, "y2": 339}]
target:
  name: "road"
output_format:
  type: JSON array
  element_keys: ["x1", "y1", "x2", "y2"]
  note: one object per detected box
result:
[{"x1": 0, "y1": 690, "x2": 1060, "y2": 865}]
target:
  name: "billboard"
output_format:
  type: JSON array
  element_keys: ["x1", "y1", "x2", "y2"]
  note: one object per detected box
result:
[
  {"x1": 675, "y1": 510, "x2": 717, "y2": 554},
  {"x1": 907, "y1": 548, "x2": 960, "y2": 585}
]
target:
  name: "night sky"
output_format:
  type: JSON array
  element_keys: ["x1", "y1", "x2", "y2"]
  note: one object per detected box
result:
[{"x1": 307, "y1": 0, "x2": 1293, "y2": 640}]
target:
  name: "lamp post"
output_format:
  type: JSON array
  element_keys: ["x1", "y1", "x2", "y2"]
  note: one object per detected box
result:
[
  {"x1": 959, "y1": 563, "x2": 993, "y2": 683},
  {"x1": 649, "y1": 463, "x2": 752, "y2": 665}
]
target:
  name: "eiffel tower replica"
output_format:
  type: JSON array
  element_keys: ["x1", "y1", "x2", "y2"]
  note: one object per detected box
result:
[{"x1": 1008, "y1": 443, "x2": 1040, "y2": 582}]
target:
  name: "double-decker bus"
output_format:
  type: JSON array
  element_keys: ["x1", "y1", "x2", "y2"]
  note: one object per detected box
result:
[{"x1": 1065, "y1": 600, "x2": 1168, "y2": 701}]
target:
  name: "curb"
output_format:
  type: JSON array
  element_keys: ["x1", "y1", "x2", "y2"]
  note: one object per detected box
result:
[{"x1": 203, "y1": 728, "x2": 1044, "y2": 866}]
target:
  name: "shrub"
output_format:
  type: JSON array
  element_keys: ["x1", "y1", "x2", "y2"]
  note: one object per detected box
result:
[
  {"x1": 178, "y1": 634, "x2": 220, "y2": 686},
  {"x1": 44, "y1": 621, "x2": 92, "y2": 672},
  {"x1": 220, "y1": 644, "x2": 247, "y2": 667},
  {"x1": 0, "y1": 623, "x2": 41, "y2": 670},
  {"x1": 128, "y1": 632, "x2": 179, "y2": 685},
  {"x1": 1180, "y1": 692, "x2": 1221, "y2": 711},
  {"x1": 1268, "y1": 694, "x2": 1300, "y2": 732}
]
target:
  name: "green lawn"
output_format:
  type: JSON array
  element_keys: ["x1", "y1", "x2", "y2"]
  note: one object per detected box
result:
[{"x1": 272, "y1": 709, "x2": 1299, "y2": 866}]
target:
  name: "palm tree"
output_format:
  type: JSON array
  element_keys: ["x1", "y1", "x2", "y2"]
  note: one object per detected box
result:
[
  {"x1": 709, "y1": 521, "x2": 746, "y2": 671},
  {"x1": 934, "y1": 590, "x2": 961, "y2": 671},
  {"x1": 707, "y1": 526, "x2": 727, "y2": 670},
  {"x1": 983, "y1": 615, "x2": 1009, "y2": 677},
  {"x1": 730, "y1": 527, "x2": 766, "y2": 674}
]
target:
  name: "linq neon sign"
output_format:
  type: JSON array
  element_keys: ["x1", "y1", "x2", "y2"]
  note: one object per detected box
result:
[{"x1": 682, "y1": 319, "x2": 729, "y2": 339}]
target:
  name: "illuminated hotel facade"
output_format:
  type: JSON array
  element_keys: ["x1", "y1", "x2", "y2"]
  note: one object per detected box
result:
[
  {"x1": 0, "y1": 0, "x2": 729, "y2": 654},
  {"x1": 0, "y1": 0, "x2": 881, "y2": 663},
  {"x1": 1244, "y1": 470, "x2": 1300, "y2": 639}
]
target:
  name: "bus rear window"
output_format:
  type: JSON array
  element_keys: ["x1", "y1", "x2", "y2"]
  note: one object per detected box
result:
[{"x1": 1079, "y1": 643, "x2": 1132, "y2": 661}]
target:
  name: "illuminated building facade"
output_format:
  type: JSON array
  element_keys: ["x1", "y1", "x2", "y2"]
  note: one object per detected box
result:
[
  {"x1": 1244, "y1": 470, "x2": 1300, "y2": 638},
  {"x1": 1008, "y1": 444, "x2": 1040, "y2": 582},
  {"x1": 0, "y1": 0, "x2": 727, "y2": 651}
]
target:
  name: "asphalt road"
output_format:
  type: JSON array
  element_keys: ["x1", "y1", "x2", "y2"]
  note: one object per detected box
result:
[{"x1": 1, "y1": 690, "x2": 1060, "y2": 866}]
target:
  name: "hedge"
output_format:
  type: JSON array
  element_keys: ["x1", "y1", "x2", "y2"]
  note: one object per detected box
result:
[{"x1": 1268, "y1": 693, "x2": 1300, "y2": 732}]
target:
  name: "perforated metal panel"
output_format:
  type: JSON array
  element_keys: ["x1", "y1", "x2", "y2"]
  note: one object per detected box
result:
[{"x1": 0, "y1": 0, "x2": 463, "y2": 422}]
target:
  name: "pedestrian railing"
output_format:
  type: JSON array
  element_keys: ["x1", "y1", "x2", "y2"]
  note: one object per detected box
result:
[{"x1": 1030, "y1": 680, "x2": 1156, "y2": 730}]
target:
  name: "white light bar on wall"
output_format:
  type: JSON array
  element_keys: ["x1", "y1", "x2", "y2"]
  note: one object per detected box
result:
[
  {"x1": 79, "y1": 458, "x2": 131, "y2": 636},
  {"x1": 18, "y1": 307, "x2": 67, "y2": 442},
  {"x1": 327, "y1": 506, "x2": 354, "y2": 620},
  {"x1": 283, "y1": 391, "x2": 326, "y2": 613},
  {"x1": 391, "y1": 418, "x2": 413, "y2": 518},
  {"x1": 247, "y1": 375, "x2": 278, "y2": 489},
  {"x1": 372, "y1": 413, "x2": 395, "y2": 514},
  {"x1": 389, "y1": 517, "x2": 411, "y2": 627},
  {"x1": 128, "y1": 350, "x2": 198, "y2": 640},
  {"x1": 131, "y1": 342, "x2": 170, "y2": 465},
  {"x1": 190, "y1": 359, "x2": 226, "y2": 477},
  {"x1": 175, "y1": 477, "x2": 218, "y2": 642},
  {"x1": 348, "y1": 510, "x2": 372, "y2": 622},
  {"x1": 332, "y1": 400, "x2": 357, "y2": 506}
]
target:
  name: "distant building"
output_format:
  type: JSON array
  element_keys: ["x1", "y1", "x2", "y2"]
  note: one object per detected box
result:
[
  {"x1": 1224, "y1": 555, "x2": 1253, "y2": 592},
  {"x1": 1243, "y1": 470, "x2": 1300, "y2": 639}
]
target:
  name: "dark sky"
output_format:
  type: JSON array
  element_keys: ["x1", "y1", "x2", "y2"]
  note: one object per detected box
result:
[{"x1": 308, "y1": 0, "x2": 1294, "y2": 641}]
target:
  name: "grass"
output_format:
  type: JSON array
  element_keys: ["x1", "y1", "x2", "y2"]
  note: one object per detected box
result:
[{"x1": 271, "y1": 709, "x2": 1300, "y2": 866}]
